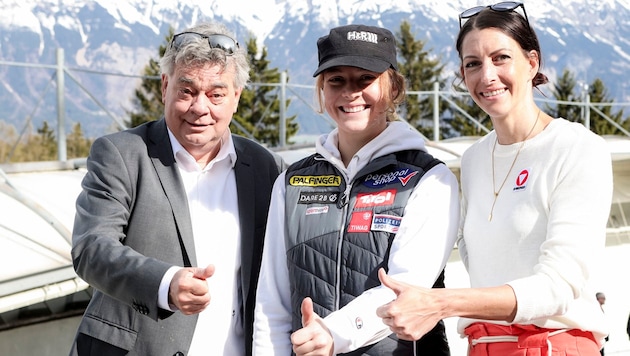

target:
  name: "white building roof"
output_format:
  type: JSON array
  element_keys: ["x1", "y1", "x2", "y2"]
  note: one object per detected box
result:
[
  {"x1": 0, "y1": 160, "x2": 88, "y2": 314},
  {"x1": 1, "y1": 136, "x2": 629, "y2": 320}
]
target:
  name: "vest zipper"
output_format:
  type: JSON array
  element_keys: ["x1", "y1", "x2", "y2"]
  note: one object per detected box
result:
[{"x1": 335, "y1": 181, "x2": 352, "y2": 310}]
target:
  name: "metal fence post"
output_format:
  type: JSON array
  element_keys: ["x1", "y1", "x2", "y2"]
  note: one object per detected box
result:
[
  {"x1": 433, "y1": 82, "x2": 440, "y2": 141},
  {"x1": 56, "y1": 48, "x2": 67, "y2": 161},
  {"x1": 585, "y1": 94, "x2": 590, "y2": 130},
  {"x1": 279, "y1": 71, "x2": 287, "y2": 149}
]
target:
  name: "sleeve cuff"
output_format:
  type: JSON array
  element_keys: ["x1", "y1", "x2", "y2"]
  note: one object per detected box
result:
[{"x1": 158, "y1": 266, "x2": 182, "y2": 311}]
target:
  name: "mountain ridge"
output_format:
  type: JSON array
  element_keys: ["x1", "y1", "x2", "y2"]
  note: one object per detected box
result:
[{"x1": 0, "y1": 0, "x2": 628, "y2": 137}]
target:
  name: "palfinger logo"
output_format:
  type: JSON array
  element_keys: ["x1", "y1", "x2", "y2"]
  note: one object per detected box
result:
[{"x1": 289, "y1": 175, "x2": 342, "y2": 186}]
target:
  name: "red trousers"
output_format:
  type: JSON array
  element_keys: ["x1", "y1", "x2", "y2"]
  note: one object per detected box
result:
[{"x1": 464, "y1": 322, "x2": 601, "y2": 356}]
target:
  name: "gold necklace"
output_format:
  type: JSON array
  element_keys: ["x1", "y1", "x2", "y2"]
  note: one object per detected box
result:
[{"x1": 488, "y1": 110, "x2": 541, "y2": 222}]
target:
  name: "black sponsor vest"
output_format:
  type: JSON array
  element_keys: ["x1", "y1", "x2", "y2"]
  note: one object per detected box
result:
[{"x1": 284, "y1": 150, "x2": 450, "y2": 355}]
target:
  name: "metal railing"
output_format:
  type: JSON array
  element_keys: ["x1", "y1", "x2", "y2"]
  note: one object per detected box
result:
[{"x1": 2, "y1": 48, "x2": 630, "y2": 159}]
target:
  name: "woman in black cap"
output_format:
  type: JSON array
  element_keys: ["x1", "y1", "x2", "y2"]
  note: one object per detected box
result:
[{"x1": 253, "y1": 24, "x2": 459, "y2": 355}]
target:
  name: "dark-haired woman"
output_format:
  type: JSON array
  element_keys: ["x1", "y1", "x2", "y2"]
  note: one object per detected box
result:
[{"x1": 376, "y1": 3, "x2": 612, "y2": 355}]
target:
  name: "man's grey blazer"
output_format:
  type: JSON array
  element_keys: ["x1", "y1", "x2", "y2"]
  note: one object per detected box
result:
[{"x1": 69, "y1": 118, "x2": 281, "y2": 356}]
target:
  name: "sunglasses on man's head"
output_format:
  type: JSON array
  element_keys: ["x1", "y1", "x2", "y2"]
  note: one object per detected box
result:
[
  {"x1": 459, "y1": 1, "x2": 529, "y2": 28},
  {"x1": 170, "y1": 32, "x2": 239, "y2": 55}
]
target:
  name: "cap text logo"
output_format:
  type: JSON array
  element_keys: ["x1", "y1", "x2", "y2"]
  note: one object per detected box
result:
[{"x1": 347, "y1": 31, "x2": 378, "y2": 44}]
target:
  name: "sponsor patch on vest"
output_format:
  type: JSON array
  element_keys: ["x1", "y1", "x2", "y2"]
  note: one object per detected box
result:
[
  {"x1": 355, "y1": 189, "x2": 396, "y2": 208},
  {"x1": 347, "y1": 211, "x2": 373, "y2": 233},
  {"x1": 363, "y1": 168, "x2": 419, "y2": 188},
  {"x1": 371, "y1": 214, "x2": 401, "y2": 233},
  {"x1": 298, "y1": 191, "x2": 340, "y2": 204},
  {"x1": 289, "y1": 175, "x2": 342, "y2": 187},
  {"x1": 305, "y1": 206, "x2": 329, "y2": 215}
]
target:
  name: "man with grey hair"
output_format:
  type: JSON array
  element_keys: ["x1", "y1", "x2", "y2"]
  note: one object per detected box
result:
[{"x1": 69, "y1": 22, "x2": 281, "y2": 356}]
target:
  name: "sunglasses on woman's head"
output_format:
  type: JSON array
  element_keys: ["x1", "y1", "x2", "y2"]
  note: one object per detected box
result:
[
  {"x1": 459, "y1": 1, "x2": 529, "y2": 28},
  {"x1": 170, "y1": 32, "x2": 239, "y2": 55}
]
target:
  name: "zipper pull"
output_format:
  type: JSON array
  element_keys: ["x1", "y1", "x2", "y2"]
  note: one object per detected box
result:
[{"x1": 337, "y1": 190, "x2": 349, "y2": 209}]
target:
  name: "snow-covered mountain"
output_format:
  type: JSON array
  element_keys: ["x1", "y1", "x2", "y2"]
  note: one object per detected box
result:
[{"x1": 1, "y1": 0, "x2": 629, "y2": 137}]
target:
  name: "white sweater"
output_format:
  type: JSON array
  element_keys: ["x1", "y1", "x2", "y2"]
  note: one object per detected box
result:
[
  {"x1": 457, "y1": 118, "x2": 613, "y2": 341},
  {"x1": 253, "y1": 121, "x2": 460, "y2": 354}
]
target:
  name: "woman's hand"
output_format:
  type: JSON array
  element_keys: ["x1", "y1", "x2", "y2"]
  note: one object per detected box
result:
[
  {"x1": 376, "y1": 268, "x2": 442, "y2": 341},
  {"x1": 291, "y1": 297, "x2": 334, "y2": 356}
]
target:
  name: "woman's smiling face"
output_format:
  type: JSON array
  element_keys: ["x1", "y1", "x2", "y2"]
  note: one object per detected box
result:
[
  {"x1": 322, "y1": 66, "x2": 389, "y2": 138},
  {"x1": 460, "y1": 27, "x2": 538, "y2": 120}
]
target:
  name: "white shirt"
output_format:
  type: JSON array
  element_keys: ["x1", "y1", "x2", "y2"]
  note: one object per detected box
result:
[
  {"x1": 457, "y1": 118, "x2": 612, "y2": 342},
  {"x1": 158, "y1": 129, "x2": 244, "y2": 356}
]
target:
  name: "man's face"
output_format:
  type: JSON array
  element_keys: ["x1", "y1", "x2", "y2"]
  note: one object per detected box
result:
[{"x1": 161, "y1": 62, "x2": 242, "y2": 163}]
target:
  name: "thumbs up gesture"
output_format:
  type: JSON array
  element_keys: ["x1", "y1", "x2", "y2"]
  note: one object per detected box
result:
[
  {"x1": 290, "y1": 297, "x2": 334, "y2": 356},
  {"x1": 376, "y1": 268, "x2": 440, "y2": 341},
  {"x1": 301, "y1": 296, "x2": 317, "y2": 327},
  {"x1": 169, "y1": 264, "x2": 215, "y2": 315}
]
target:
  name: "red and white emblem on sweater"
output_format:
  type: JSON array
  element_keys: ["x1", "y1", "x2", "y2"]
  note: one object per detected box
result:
[{"x1": 513, "y1": 169, "x2": 529, "y2": 191}]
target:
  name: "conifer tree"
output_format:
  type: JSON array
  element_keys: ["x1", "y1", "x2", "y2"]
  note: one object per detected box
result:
[
  {"x1": 0, "y1": 121, "x2": 18, "y2": 162},
  {"x1": 127, "y1": 28, "x2": 173, "y2": 128},
  {"x1": 396, "y1": 20, "x2": 450, "y2": 139},
  {"x1": 587, "y1": 78, "x2": 629, "y2": 135},
  {"x1": 20, "y1": 121, "x2": 58, "y2": 162},
  {"x1": 66, "y1": 122, "x2": 93, "y2": 158},
  {"x1": 448, "y1": 91, "x2": 492, "y2": 137},
  {"x1": 546, "y1": 69, "x2": 582, "y2": 122},
  {"x1": 232, "y1": 36, "x2": 298, "y2": 146}
]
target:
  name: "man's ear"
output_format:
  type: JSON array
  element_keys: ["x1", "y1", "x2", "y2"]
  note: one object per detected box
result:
[
  {"x1": 233, "y1": 87, "x2": 242, "y2": 113},
  {"x1": 161, "y1": 73, "x2": 168, "y2": 104}
]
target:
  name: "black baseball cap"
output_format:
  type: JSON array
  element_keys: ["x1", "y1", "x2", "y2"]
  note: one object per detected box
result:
[{"x1": 313, "y1": 24, "x2": 398, "y2": 77}]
